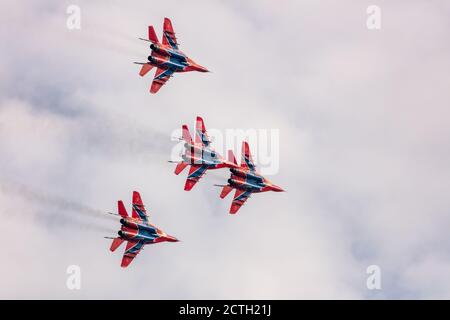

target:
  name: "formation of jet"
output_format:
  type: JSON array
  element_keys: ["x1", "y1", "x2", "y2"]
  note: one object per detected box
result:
[
  {"x1": 217, "y1": 142, "x2": 284, "y2": 214},
  {"x1": 108, "y1": 191, "x2": 178, "y2": 268},
  {"x1": 170, "y1": 116, "x2": 238, "y2": 191},
  {"x1": 105, "y1": 17, "x2": 285, "y2": 267},
  {"x1": 171, "y1": 116, "x2": 284, "y2": 213},
  {"x1": 135, "y1": 17, "x2": 209, "y2": 94}
]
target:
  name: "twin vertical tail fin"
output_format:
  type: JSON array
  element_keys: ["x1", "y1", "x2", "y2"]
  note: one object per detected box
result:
[
  {"x1": 118, "y1": 200, "x2": 128, "y2": 218},
  {"x1": 182, "y1": 125, "x2": 193, "y2": 144},
  {"x1": 162, "y1": 17, "x2": 178, "y2": 49},
  {"x1": 241, "y1": 141, "x2": 256, "y2": 171},
  {"x1": 132, "y1": 191, "x2": 148, "y2": 221},
  {"x1": 228, "y1": 150, "x2": 237, "y2": 166},
  {"x1": 148, "y1": 26, "x2": 159, "y2": 43},
  {"x1": 195, "y1": 116, "x2": 212, "y2": 146}
]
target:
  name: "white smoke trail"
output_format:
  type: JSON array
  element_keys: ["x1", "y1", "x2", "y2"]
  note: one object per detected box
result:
[{"x1": 0, "y1": 181, "x2": 117, "y2": 233}]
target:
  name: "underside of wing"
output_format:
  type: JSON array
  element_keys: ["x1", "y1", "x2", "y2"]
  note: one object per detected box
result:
[
  {"x1": 150, "y1": 67, "x2": 175, "y2": 94},
  {"x1": 121, "y1": 240, "x2": 145, "y2": 268},
  {"x1": 184, "y1": 165, "x2": 209, "y2": 191},
  {"x1": 162, "y1": 17, "x2": 179, "y2": 49},
  {"x1": 230, "y1": 189, "x2": 252, "y2": 214}
]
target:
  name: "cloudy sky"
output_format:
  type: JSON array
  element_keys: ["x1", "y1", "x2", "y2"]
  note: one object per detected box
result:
[{"x1": 1, "y1": 0, "x2": 450, "y2": 299}]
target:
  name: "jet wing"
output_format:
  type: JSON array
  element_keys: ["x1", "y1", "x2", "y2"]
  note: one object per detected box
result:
[
  {"x1": 132, "y1": 191, "x2": 149, "y2": 222},
  {"x1": 184, "y1": 165, "x2": 209, "y2": 191},
  {"x1": 150, "y1": 67, "x2": 175, "y2": 94},
  {"x1": 195, "y1": 116, "x2": 211, "y2": 146},
  {"x1": 241, "y1": 141, "x2": 256, "y2": 172},
  {"x1": 162, "y1": 17, "x2": 179, "y2": 49},
  {"x1": 121, "y1": 240, "x2": 145, "y2": 268},
  {"x1": 229, "y1": 189, "x2": 252, "y2": 214}
]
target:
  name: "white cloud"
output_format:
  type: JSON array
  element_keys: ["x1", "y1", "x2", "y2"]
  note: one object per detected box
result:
[{"x1": 0, "y1": 0, "x2": 449, "y2": 299}]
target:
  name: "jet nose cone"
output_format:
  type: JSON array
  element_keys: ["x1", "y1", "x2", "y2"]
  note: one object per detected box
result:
[
  {"x1": 193, "y1": 64, "x2": 209, "y2": 72},
  {"x1": 166, "y1": 235, "x2": 179, "y2": 242},
  {"x1": 271, "y1": 185, "x2": 285, "y2": 192}
]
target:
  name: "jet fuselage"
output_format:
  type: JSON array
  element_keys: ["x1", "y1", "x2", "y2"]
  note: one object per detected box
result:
[
  {"x1": 228, "y1": 170, "x2": 283, "y2": 193},
  {"x1": 148, "y1": 55, "x2": 187, "y2": 71},
  {"x1": 181, "y1": 143, "x2": 232, "y2": 169},
  {"x1": 150, "y1": 43, "x2": 186, "y2": 62},
  {"x1": 230, "y1": 168, "x2": 265, "y2": 183},
  {"x1": 118, "y1": 217, "x2": 177, "y2": 244},
  {"x1": 148, "y1": 43, "x2": 208, "y2": 73}
]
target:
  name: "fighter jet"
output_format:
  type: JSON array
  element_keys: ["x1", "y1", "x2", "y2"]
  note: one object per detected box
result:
[
  {"x1": 108, "y1": 191, "x2": 178, "y2": 268},
  {"x1": 216, "y1": 141, "x2": 284, "y2": 214},
  {"x1": 170, "y1": 116, "x2": 238, "y2": 191},
  {"x1": 135, "y1": 17, "x2": 209, "y2": 94}
]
